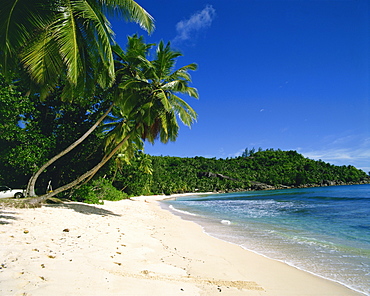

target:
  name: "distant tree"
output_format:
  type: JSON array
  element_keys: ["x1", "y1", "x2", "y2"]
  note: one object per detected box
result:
[{"x1": 242, "y1": 147, "x2": 258, "y2": 157}]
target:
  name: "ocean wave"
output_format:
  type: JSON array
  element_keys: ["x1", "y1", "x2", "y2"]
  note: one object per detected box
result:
[{"x1": 169, "y1": 205, "x2": 198, "y2": 216}]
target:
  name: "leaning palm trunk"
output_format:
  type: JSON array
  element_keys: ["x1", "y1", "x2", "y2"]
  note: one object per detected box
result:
[
  {"x1": 26, "y1": 104, "x2": 113, "y2": 197},
  {"x1": 27, "y1": 131, "x2": 133, "y2": 205},
  {"x1": 79, "y1": 153, "x2": 110, "y2": 186}
]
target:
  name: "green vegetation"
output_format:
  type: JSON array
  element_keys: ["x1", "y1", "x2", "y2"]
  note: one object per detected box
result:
[
  {"x1": 1, "y1": 0, "x2": 154, "y2": 99},
  {"x1": 0, "y1": 73, "x2": 107, "y2": 191},
  {"x1": 102, "y1": 149, "x2": 369, "y2": 197},
  {"x1": 1, "y1": 0, "x2": 155, "y2": 198},
  {"x1": 0, "y1": 1, "x2": 198, "y2": 202},
  {"x1": 71, "y1": 178, "x2": 128, "y2": 204},
  {"x1": 0, "y1": 33, "x2": 198, "y2": 202}
]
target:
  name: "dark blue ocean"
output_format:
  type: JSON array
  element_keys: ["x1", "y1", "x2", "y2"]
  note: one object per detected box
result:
[{"x1": 161, "y1": 184, "x2": 370, "y2": 295}]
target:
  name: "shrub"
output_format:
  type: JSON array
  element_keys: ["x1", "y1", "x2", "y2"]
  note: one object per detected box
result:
[{"x1": 71, "y1": 178, "x2": 128, "y2": 204}]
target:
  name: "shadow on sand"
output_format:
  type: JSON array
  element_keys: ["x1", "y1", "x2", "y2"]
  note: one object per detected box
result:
[
  {"x1": 0, "y1": 210, "x2": 19, "y2": 225},
  {"x1": 45, "y1": 202, "x2": 121, "y2": 217}
]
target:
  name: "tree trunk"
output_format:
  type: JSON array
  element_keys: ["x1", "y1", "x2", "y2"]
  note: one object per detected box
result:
[
  {"x1": 27, "y1": 132, "x2": 132, "y2": 204},
  {"x1": 26, "y1": 104, "x2": 113, "y2": 197}
]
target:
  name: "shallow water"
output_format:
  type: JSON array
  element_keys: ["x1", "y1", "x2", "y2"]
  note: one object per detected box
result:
[{"x1": 162, "y1": 184, "x2": 370, "y2": 295}]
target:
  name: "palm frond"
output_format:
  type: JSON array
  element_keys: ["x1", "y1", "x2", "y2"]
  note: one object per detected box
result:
[
  {"x1": 170, "y1": 94, "x2": 198, "y2": 126},
  {"x1": 160, "y1": 113, "x2": 178, "y2": 143},
  {"x1": 0, "y1": 0, "x2": 52, "y2": 77},
  {"x1": 167, "y1": 63, "x2": 198, "y2": 82},
  {"x1": 158, "y1": 111, "x2": 168, "y2": 136},
  {"x1": 153, "y1": 41, "x2": 182, "y2": 79},
  {"x1": 21, "y1": 29, "x2": 62, "y2": 88},
  {"x1": 156, "y1": 89, "x2": 171, "y2": 112},
  {"x1": 74, "y1": 0, "x2": 115, "y2": 87},
  {"x1": 98, "y1": 0, "x2": 155, "y2": 33}
]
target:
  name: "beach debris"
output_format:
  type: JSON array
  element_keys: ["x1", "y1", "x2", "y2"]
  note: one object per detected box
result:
[
  {"x1": 48, "y1": 255, "x2": 56, "y2": 259},
  {"x1": 113, "y1": 262, "x2": 122, "y2": 266},
  {"x1": 41, "y1": 264, "x2": 45, "y2": 268},
  {"x1": 63, "y1": 228, "x2": 69, "y2": 232},
  {"x1": 23, "y1": 230, "x2": 29, "y2": 234}
]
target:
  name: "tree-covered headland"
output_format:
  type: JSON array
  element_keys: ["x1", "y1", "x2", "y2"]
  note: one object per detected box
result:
[{"x1": 103, "y1": 149, "x2": 369, "y2": 198}]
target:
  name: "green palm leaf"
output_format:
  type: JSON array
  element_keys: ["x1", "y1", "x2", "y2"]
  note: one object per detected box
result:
[
  {"x1": 170, "y1": 94, "x2": 198, "y2": 127},
  {"x1": 98, "y1": 0, "x2": 155, "y2": 34},
  {"x1": 0, "y1": 0, "x2": 51, "y2": 75},
  {"x1": 1, "y1": 0, "x2": 154, "y2": 98},
  {"x1": 73, "y1": 0, "x2": 115, "y2": 86}
]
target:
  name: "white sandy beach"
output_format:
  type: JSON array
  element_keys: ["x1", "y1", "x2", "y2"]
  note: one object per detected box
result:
[{"x1": 0, "y1": 195, "x2": 364, "y2": 296}]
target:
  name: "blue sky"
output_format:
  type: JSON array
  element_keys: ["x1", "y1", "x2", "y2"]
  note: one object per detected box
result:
[{"x1": 112, "y1": 0, "x2": 369, "y2": 172}]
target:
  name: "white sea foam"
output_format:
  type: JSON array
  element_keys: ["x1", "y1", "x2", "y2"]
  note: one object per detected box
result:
[
  {"x1": 221, "y1": 220, "x2": 231, "y2": 225},
  {"x1": 169, "y1": 205, "x2": 198, "y2": 216}
]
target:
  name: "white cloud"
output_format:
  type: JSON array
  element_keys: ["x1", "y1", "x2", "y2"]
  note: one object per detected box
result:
[
  {"x1": 295, "y1": 134, "x2": 370, "y2": 171},
  {"x1": 174, "y1": 5, "x2": 216, "y2": 43},
  {"x1": 298, "y1": 147, "x2": 370, "y2": 172},
  {"x1": 228, "y1": 148, "x2": 245, "y2": 158}
]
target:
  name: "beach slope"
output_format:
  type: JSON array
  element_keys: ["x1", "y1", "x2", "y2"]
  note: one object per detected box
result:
[{"x1": 0, "y1": 196, "x2": 363, "y2": 295}]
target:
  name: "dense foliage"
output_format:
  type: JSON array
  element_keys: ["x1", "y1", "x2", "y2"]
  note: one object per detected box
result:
[
  {"x1": 71, "y1": 177, "x2": 128, "y2": 204},
  {"x1": 104, "y1": 149, "x2": 369, "y2": 196},
  {"x1": 0, "y1": 74, "x2": 107, "y2": 192},
  {"x1": 0, "y1": 0, "x2": 155, "y2": 201},
  {"x1": 1, "y1": 0, "x2": 154, "y2": 99}
]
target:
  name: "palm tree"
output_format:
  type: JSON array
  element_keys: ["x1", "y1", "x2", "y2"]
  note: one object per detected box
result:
[
  {"x1": 96, "y1": 36, "x2": 198, "y2": 176},
  {"x1": 1, "y1": 0, "x2": 154, "y2": 197},
  {"x1": 30, "y1": 36, "x2": 198, "y2": 202},
  {"x1": 107, "y1": 36, "x2": 198, "y2": 146},
  {"x1": 0, "y1": 0, "x2": 154, "y2": 99}
]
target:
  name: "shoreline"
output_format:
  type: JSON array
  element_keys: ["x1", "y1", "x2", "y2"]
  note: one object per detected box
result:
[
  {"x1": 157, "y1": 193, "x2": 368, "y2": 296},
  {"x1": 160, "y1": 191, "x2": 369, "y2": 296},
  {"x1": 1, "y1": 195, "x2": 365, "y2": 295}
]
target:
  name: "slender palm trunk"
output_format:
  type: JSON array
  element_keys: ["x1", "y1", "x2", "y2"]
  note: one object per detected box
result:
[
  {"x1": 26, "y1": 104, "x2": 113, "y2": 197},
  {"x1": 79, "y1": 147, "x2": 113, "y2": 186},
  {"x1": 27, "y1": 131, "x2": 133, "y2": 205}
]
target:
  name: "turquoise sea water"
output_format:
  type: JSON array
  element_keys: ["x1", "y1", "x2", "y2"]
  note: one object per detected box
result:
[{"x1": 161, "y1": 184, "x2": 370, "y2": 295}]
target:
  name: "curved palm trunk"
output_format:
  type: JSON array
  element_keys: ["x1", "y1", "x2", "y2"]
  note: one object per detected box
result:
[
  {"x1": 80, "y1": 155, "x2": 109, "y2": 186},
  {"x1": 27, "y1": 131, "x2": 133, "y2": 205},
  {"x1": 26, "y1": 104, "x2": 113, "y2": 197}
]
